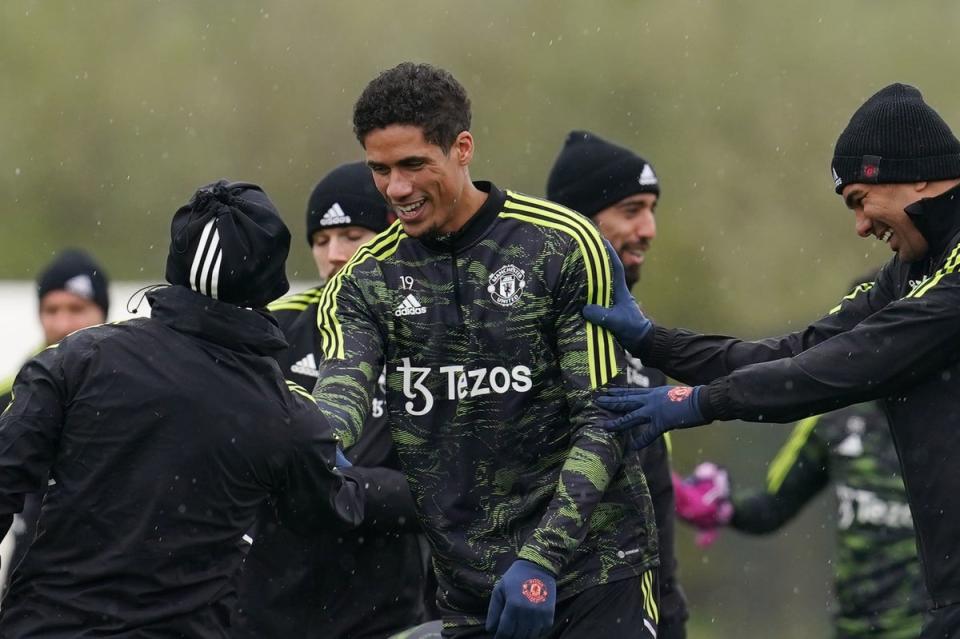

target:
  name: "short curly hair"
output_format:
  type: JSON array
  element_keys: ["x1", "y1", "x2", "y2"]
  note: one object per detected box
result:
[{"x1": 353, "y1": 62, "x2": 471, "y2": 150}]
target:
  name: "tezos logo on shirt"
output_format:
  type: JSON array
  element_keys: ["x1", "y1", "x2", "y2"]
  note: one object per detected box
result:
[
  {"x1": 397, "y1": 358, "x2": 533, "y2": 415},
  {"x1": 488, "y1": 264, "x2": 525, "y2": 307}
]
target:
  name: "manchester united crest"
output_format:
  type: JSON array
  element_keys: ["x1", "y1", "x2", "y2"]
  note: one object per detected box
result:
[{"x1": 487, "y1": 264, "x2": 526, "y2": 307}]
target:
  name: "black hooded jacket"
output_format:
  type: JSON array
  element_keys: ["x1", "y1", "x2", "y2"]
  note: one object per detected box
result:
[
  {"x1": 642, "y1": 183, "x2": 960, "y2": 609},
  {"x1": 0, "y1": 285, "x2": 363, "y2": 638}
]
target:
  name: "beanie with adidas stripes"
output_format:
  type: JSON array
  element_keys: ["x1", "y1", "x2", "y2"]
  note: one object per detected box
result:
[
  {"x1": 306, "y1": 162, "x2": 392, "y2": 245},
  {"x1": 166, "y1": 179, "x2": 290, "y2": 308},
  {"x1": 831, "y1": 83, "x2": 960, "y2": 194},
  {"x1": 546, "y1": 130, "x2": 659, "y2": 218}
]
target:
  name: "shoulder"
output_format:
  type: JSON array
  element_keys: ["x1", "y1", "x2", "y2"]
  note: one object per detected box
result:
[
  {"x1": 281, "y1": 380, "x2": 331, "y2": 438},
  {"x1": 499, "y1": 190, "x2": 602, "y2": 245},
  {"x1": 58, "y1": 319, "x2": 147, "y2": 353},
  {"x1": 268, "y1": 286, "x2": 324, "y2": 333},
  {"x1": 499, "y1": 191, "x2": 609, "y2": 277},
  {"x1": 342, "y1": 221, "x2": 409, "y2": 273},
  {"x1": 321, "y1": 223, "x2": 409, "y2": 311},
  {"x1": 18, "y1": 321, "x2": 145, "y2": 383},
  {"x1": 268, "y1": 286, "x2": 324, "y2": 315}
]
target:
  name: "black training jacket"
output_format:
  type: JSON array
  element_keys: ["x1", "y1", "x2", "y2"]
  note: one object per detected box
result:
[
  {"x1": 0, "y1": 285, "x2": 363, "y2": 638},
  {"x1": 232, "y1": 286, "x2": 430, "y2": 639},
  {"x1": 641, "y1": 184, "x2": 960, "y2": 609}
]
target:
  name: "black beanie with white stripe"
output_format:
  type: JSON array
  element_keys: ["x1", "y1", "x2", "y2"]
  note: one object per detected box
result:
[{"x1": 166, "y1": 179, "x2": 290, "y2": 308}]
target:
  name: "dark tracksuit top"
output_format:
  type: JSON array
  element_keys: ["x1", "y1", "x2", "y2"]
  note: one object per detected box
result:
[
  {"x1": 0, "y1": 350, "x2": 45, "y2": 588},
  {"x1": 733, "y1": 402, "x2": 924, "y2": 638},
  {"x1": 314, "y1": 183, "x2": 659, "y2": 624},
  {"x1": 641, "y1": 183, "x2": 960, "y2": 611},
  {"x1": 624, "y1": 356, "x2": 688, "y2": 639},
  {"x1": 233, "y1": 287, "x2": 431, "y2": 639},
  {"x1": 0, "y1": 285, "x2": 363, "y2": 638}
]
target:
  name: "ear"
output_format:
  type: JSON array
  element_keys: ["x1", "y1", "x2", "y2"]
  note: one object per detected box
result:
[
  {"x1": 913, "y1": 181, "x2": 929, "y2": 192},
  {"x1": 453, "y1": 131, "x2": 474, "y2": 166}
]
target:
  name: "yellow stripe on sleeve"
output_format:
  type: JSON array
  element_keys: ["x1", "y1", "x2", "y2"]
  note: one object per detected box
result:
[
  {"x1": 828, "y1": 282, "x2": 874, "y2": 314},
  {"x1": 501, "y1": 191, "x2": 618, "y2": 387},
  {"x1": 909, "y1": 241, "x2": 960, "y2": 298},
  {"x1": 316, "y1": 222, "x2": 405, "y2": 360},
  {"x1": 286, "y1": 380, "x2": 316, "y2": 403},
  {"x1": 766, "y1": 414, "x2": 822, "y2": 494}
]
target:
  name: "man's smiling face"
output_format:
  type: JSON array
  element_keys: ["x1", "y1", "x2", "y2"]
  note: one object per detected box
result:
[
  {"x1": 842, "y1": 182, "x2": 929, "y2": 262},
  {"x1": 364, "y1": 125, "x2": 474, "y2": 239}
]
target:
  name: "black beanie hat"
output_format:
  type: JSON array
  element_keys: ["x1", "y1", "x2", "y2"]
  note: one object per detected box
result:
[
  {"x1": 832, "y1": 83, "x2": 960, "y2": 194},
  {"x1": 166, "y1": 179, "x2": 290, "y2": 308},
  {"x1": 37, "y1": 249, "x2": 110, "y2": 316},
  {"x1": 305, "y1": 162, "x2": 392, "y2": 244},
  {"x1": 546, "y1": 130, "x2": 659, "y2": 217}
]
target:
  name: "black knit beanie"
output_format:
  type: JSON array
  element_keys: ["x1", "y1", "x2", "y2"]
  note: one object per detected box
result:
[
  {"x1": 37, "y1": 249, "x2": 110, "y2": 316},
  {"x1": 546, "y1": 130, "x2": 659, "y2": 217},
  {"x1": 832, "y1": 83, "x2": 960, "y2": 194},
  {"x1": 166, "y1": 179, "x2": 290, "y2": 308},
  {"x1": 305, "y1": 162, "x2": 392, "y2": 244}
]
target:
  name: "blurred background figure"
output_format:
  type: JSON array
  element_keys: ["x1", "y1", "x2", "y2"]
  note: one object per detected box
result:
[
  {"x1": 0, "y1": 248, "x2": 110, "y2": 591},
  {"x1": 232, "y1": 162, "x2": 434, "y2": 639},
  {"x1": 2, "y1": 248, "x2": 110, "y2": 408}
]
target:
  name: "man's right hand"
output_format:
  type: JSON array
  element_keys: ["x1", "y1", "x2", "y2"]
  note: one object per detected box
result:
[{"x1": 582, "y1": 240, "x2": 652, "y2": 355}]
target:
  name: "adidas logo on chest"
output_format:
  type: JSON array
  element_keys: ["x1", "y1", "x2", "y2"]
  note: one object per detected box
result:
[{"x1": 395, "y1": 293, "x2": 427, "y2": 316}]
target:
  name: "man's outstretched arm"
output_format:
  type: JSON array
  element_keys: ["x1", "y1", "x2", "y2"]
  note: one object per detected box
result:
[{"x1": 586, "y1": 243, "x2": 894, "y2": 385}]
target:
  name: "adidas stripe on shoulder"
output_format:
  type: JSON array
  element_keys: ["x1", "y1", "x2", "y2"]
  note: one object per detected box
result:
[
  {"x1": 268, "y1": 287, "x2": 324, "y2": 313},
  {"x1": 500, "y1": 191, "x2": 618, "y2": 388},
  {"x1": 317, "y1": 222, "x2": 407, "y2": 359},
  {"x1": 285, "y1": 379, "x2": 316, "y2": 403}
]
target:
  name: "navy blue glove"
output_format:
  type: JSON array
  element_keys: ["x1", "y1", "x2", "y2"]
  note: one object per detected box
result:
[
  {"x1": 335, "y1": 447, "x2": 352, "y2": 469},
  {"x1": 582, "y1": 239, "x2": 652, "y2": 355},
  {"x1": 598, "y1": 385, "x2": 708, "y2": 450},
  {"x1": 485, "y1": 559, "x2": 557, "y2": 639}
]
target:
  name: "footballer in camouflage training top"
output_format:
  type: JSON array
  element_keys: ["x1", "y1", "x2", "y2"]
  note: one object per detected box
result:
[
  {"x1": 728, "y1": 401, "x2": 925, "y2": 638},
  {"x1": 313, "y1": 63, "x2": 660, "y2": 639}
]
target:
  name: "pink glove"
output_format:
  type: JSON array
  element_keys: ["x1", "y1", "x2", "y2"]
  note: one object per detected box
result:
[{"x1": 672, "y1": 462, "x2": 734, "y2": 548}]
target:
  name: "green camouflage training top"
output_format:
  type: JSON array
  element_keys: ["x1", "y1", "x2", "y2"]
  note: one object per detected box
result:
[
  {"x1": 733, "y1": 401, "x2": 925, "y2": 638},
  {"x1": 313, "y1": 183, "x2": 658, "y2": 616}
]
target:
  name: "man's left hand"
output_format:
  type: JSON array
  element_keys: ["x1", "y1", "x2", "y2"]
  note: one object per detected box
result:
[{"x1": 598, "y1": 385, "x2": 708, "y2": 450}]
